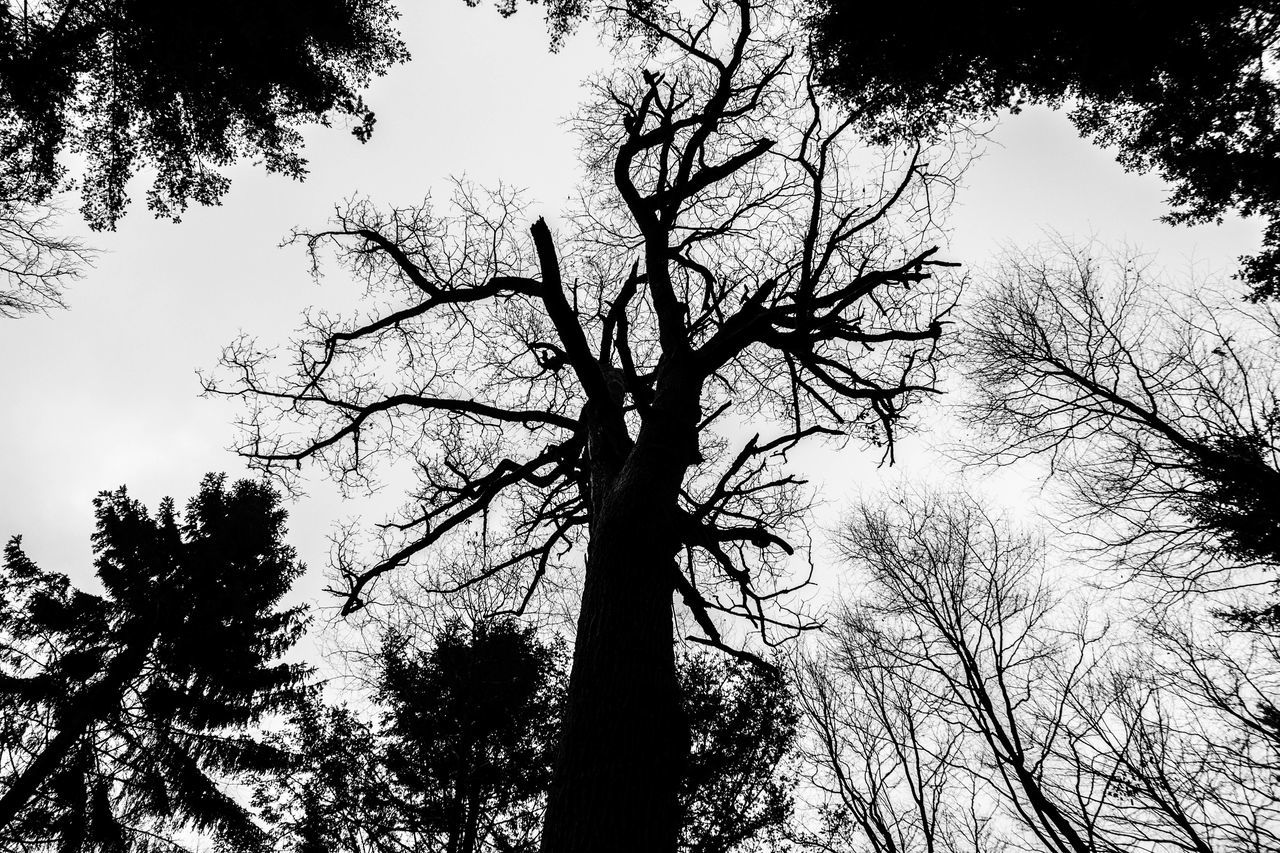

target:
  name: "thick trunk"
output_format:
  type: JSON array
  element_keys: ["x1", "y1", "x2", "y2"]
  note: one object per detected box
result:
[{"x1": 539, "y1": 440, "x2": 692, "y2": 853}]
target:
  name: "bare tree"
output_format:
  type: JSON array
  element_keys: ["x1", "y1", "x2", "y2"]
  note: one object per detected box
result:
[
  {"x1": 795, "y1": 626, "x2": 998, "y2": 853},
  {"x1": 0, "y1": 198, "x2": 92, "y2": 318},
  {"x1": 832, "y1": 491, "x2": 1109, "y2": 853},
  {"x1": 961, "y1": 241, "x2": 1280, "y2": 615},
  {"x1": 204, "y1": 0, "x2": 961, "y2": 848},
  {"x1": 813, "y1": 489, "x2": 1280, "y2": 853},
  {"x1": 1055, "y1": 649, "x2": 1280, "y2": 853}
]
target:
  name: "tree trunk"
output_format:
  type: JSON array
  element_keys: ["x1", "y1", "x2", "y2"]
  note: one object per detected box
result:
[
  {"x1": 461, "y1": 783, "x2": 482, "y2": 853},
  {"x1": 539, "y1": 436, "x2": 692, "y2": 853}
]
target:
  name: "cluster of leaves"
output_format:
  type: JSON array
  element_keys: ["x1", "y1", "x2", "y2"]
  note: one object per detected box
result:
[
  {"x1": 805, "y1": 2, "x2": 1280, "y2": 298},
  {"x1": 678, "y1": 651, "x2": 797, "y2": 853},
  {"x1": 257, "y1": 618, "x2": 798, "y2": 853},
  {"x1": 0, "y1": 474, "x2": 309, "y2": 852},
  {"x1": 0, "y1": 0, "x2": 408, "y2": 230}
]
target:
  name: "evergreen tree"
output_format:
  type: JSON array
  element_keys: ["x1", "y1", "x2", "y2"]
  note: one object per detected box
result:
[
  {"x1": 804, "y1": 2, "x2": 1280, "y2": 298},
  {"x1": 0, "y1": 474, "x2": 309, "y2": 851},
  {"x1": 259, "y1": 621, "x2": 797, "y2": 853}
]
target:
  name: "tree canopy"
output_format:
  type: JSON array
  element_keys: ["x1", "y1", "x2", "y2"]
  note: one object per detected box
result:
[
  {"x1": 804, "y1": 2, "x2": 1280, "y2": 298},
  {"x1": 257, "y1": 619, "x2": 796, "y2": 853},
  {"x1": 0, "y1": 0, "x2": 407, "y2": 230},
  {"x1": 963, "y1": 242, "x2": 1280, "y2": 626}
]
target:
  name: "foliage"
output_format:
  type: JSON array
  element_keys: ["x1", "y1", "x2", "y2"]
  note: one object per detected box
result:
[
  {"x1": 0, "y1": 0, "x2": 407, "y2": 231},
  {"x1": 0, "y1": 474, "x2": 309, "y2": 852},
  {"x1": 259, "y1": 618, "x2": 563, "y2": 853},
  {"x1": 378, "y1": 619, "x2": 564, "y2": 853},
  {"x1": 258, "y1": 619, "x2": 797, "y2": 853},
  {"x1": 678, "y1": 652, "x2": 797, "y2": 853},
  {"x1": 804, "y1": 2, "x2": 1280, "y2": 298}
]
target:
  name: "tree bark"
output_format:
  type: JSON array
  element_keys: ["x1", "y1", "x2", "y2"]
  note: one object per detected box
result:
[{"x1": 539, "y1": 410, "x2": 695, "y2": 853}]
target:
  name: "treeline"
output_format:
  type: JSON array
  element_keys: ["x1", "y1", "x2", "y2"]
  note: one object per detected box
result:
[{"x1": 0, "y1": 479, "x2": 796, "y2": 853}]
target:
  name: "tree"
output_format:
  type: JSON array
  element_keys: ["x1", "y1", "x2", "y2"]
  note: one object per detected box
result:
[
  {"x1": 0, "y1": 0, "x2": 406, "y2": 230},
  {"x1": 807, "y1": 489, "x2": 1280, "y2": 853},
  {"x1": 205, "y1": 0, "x2": 959, "y2": 847},
  {"x1": 0, "y1": 0, "x2": 405, "y2": 317},
  {"x1": 0, "y1": 195, "x2": 92, "y2": 318},
  {"x1": 803, "y1": 3, "x2": 1280, "y2": 299},
  {"x1": 961, "y1": 242, "x2": 1280, "y2": 623},
  {"x1": 259, "y1": 620, "x2": 797, "y2": 853},
  {"x1": 377, "y1": 619, "x2": 564, "y2": 853},
  {"x1": 254, "y1": 701, "x2": 392, "y2": 853},
  {"x1": 258, "y1": 618, "x2": 563, "y2": 853},
  {"x1": 677, "y1": 651, "x2": 797, "y2": 853},
  {"x1": 831, "y1": 492, "x2": 1107, "y2": 853},
  {"x1": 795, "y1": 623, "x2": 992, "y2": 853},
  {"x1": 0, "y1": 474, "x2": 309, "y2": 851}
]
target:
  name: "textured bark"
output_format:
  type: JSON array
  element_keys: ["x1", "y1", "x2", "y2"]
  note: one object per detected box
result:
[{"x1": 539, "y1": 389, "x2": 698, "y2": 853}]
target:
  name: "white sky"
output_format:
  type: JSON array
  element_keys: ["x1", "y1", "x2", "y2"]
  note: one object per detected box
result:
[{"x1": 0, "y1": 3, "x2": 1264, "y2": 617}]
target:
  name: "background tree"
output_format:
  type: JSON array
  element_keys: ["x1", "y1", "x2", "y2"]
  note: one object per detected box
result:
[
  {"x1": 961, "y1": 242, "x2": 1280, "y2": 624},
  {"x1": 677, "y1": 651, "x2": 797, "y2": 853},
  {"x1": 0, "y1": 0, "x2": 406, "y2": 316},
  {"x1": 804, "y1": 489, "x2": 1280, "y2": 853},
  {"x1": 795, "y1": 620, "x2": 991, "y2": 853},
  {"x1": 0, "y1": 474, "x2": 309, "y2": 852},
  {"x1": 0, "y1": 194, "x2": 91, "y2": 318},
  {"x1": 377, "y1": 619, "x2": 564, "y2": 853},
  {"x1": 205, "y1": 0, "x2": 960, "y2": 848},
  {"x1": 831, "y1": 492, "x2": 1108, "y2": 853},
  {"x1": 259, "y1": 620, "x2": 797, "y2": 853},
  {"x1": 254, "y1": 701, "x2": 392, "y2": 853},
  {"x1": 258, "y1": 618, "x2": 562, "y2": 853},
  {"x1": 803, "y1": 2, "x2": 1280, "y2": 299}
]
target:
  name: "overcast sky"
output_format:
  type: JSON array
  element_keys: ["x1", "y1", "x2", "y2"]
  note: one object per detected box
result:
[{"x1": 0, "y1": 3, "x2": 1264, "y2": 613}]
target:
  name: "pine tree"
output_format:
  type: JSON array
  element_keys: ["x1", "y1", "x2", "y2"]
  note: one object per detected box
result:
[
  {"x1": 0, "y1": 474, "x2": 309, "y2": 852},
  {"x1": 259, "y1": 619, "x2": 796, "y2": 853}
]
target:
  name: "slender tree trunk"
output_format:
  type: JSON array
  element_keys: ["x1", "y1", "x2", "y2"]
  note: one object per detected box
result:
[
  {"x1": 539, "y1": 409, "x2": 695, "y2": 853},
  {"x1": 460, "y1": 785, "x2": 482, "y2": 853}
]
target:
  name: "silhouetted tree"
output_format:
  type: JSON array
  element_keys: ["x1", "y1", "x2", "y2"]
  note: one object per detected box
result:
[
  {"x1": 832, "y1": 492, "x2": 1106, "y2": 853},
  {"x1": 378, "y1": 619, "x2": 564, "y2": 853},
  {"x1": 678, "y1": 651, "x2": 797, "y2": 853},
  {"x1": 258, "y1": 618, "x2": 562, "y2": 853},
  {"x1": 206, "y1": 0, "x2": 959, "y2": 847},
  {"x1": 0, "y1": 195, "x2": 91, "y2": 318},
  {"x1": 0, "y1": 0, "x2": 405, "y2": 317},
  {"x1": 0, "y1": 0, "x2": 406, "y2": 230},
  {"x1": 0, "y1": 474, "x2": 309, "y2": 851},
  {"x1": 795, "y1": 626, "x2": 990, "y2": 853},
  {"x1": 260, "y1": 622, "x2": 796, "y2": 853},
  {"x1": 807, "y1": 490, "x2": 1280, "y2": 853},
  {"x1": 962, "y1": 242, "x2": 1280, "y2": 625},
  {"x1": 254, "y1": 701, "x2": 390, "y2": 853},
  {"x1": 804, "y1": 3, "x2": 1280, "y2": 299}
]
